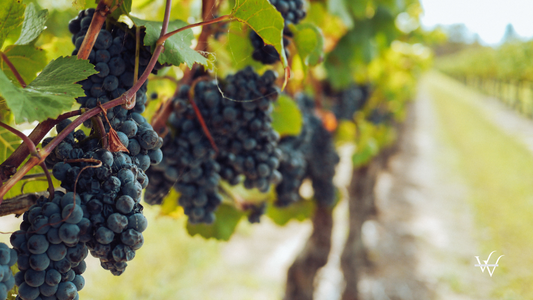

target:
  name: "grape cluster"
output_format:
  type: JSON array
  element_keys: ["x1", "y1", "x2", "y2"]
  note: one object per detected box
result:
[
  {"x1": 68, "y1": 8, "x2": 164, "y2": 120},
  {"x1": 0, "y1": 243, "x2": 16, "y2": 300},
  {"x1": 213, "y1": 67, "x2": 282, "y2": 191},
  {"x1": 145, "y1": 67, "x2": 283, "y2": 223},
  {"x1": 275, "y1": 95, "x2": 339, "y2": 207},
  {"x1": 11, "y1": 194, "x2": 88, "y2": 300},
  {"x1": 305, "y1": 111, "x2": 340, "y2": 207},
  {"x1": 35, "y1": 10, "x2": 163, "y2": 277},
  {"x1": 275, "y1": 124, "x2": 311, "y2": 207},
  {"x1": 250, "y1": 0, "x2": 306, "y2": 64},
  {"x1": 250, "y1": 32, "x2": 290, "y2": 65},
  {"x1": 45, "y1": 116, "x2": 151, "y2": 277},
  {"x1": 270, "y1": 0, "x2": 307, "y2": 28},
  {"x1": 328, "y1": 85, "x2": 369, "y2": 121},
  {"x1": 245, "y1": 203, "x2": 266, "y2": 224},
  {"x1": 368, "y1": 108, "x2": 393, "y2": 125},
  {"x1": 146, "y1": 85, "x2": 222, "y2": 223}
]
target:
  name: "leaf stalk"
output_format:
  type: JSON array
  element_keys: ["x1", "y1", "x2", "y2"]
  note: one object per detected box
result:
[{"x1": 0, "y1": 51, "x2": 27, "y2": 88}]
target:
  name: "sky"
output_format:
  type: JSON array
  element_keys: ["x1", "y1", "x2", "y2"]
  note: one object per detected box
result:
[{"x1": 419, "y1": 0, "x2": 533, "y2": 45}]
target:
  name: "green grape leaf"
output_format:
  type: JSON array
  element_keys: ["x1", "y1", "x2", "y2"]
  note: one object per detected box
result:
[
  {"x1": 226, "y1": 22, "x2": 263, "y2": 72},
  {"x1": 0, "y1": 98, "x2": 11, "y2": 121},
  {"x1": 335, "y1": 120, "x2": 357, "y2": 145},
  {"x1": 272, "y1": 94, "x2": 302, "y2": 137},
  {"x1": 289, "y1": 23, "x2": 324, "y2": 72},
  {"x1": 266, "y1": 200, "x2": 315, "y2": 226},
  {"x1": 110, "y1": 0, "x2": 132, "y2": 19},
  {"x1": 231, "y1": 0, "x2": 287, "y2": 68},
  {"x1": 131, "y1": 17, "x2": 207, "y2": 68},
  {"x1": 0, "y1": 45, "x2": 47, "y2": 86},
  {"x1": 352, "y1": 138, "x2": 378, "y2": 167},
  {"x1": 15, "y1": 3, "x2": 49, "y2": 46},
  {"x1": 0, "y1": 0, "x2": 25, "y2": 49},
  {"x1": 325, "y1": 25, "x2": 375, "y2": 89},
  {"x1": 186, "y1": 204, "x2": 245, "y2": 241},
  {"x1": 0, "y1": 56, "x2": 97, "y2": 124},
  {"x1": 159, "y1": 189, "x2": 185, "y2": 218}
]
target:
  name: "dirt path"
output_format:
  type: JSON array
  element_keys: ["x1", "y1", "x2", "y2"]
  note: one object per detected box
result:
[{"x1": 354, "y1": 75, "x2": 497, "y2": 300}]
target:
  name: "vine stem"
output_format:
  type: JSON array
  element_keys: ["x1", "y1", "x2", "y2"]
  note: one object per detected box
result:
[
  {"x1": 0, "y1": 52, "x2": 26, "y2": 87},
  {"x1": 2, "y1": 173, "x2": 46, "y2": 183},
  {"x1": 157, "y1": 15, "x2": 232, "y2": 46},
  {"x1": 134, "y1": 26, "x2": 141, "y2": 86},
  {"x1": 151, "y1": 98, "x2": 173, "y2": 137},
  {"x1": 195, "y1": 0, "x2": 217, "y2": 52},
  {"x1": 0, "y1": 0, "x2": 174, "y2": 202},
  {"x1": 188, "y1": 77, "x2": 218, "y2": 152},
  {"x1": 76, "y1": 0, "x2": 112, "y2": 60},
  {"x1": 0, "y1": 121, "x2": 40, "y2": 159},
  {"x1": 152, "y1": 0, "x2": 220, "y2": 139},
  {"x1": 0, "y1": 110, "x2": 81, "y2": 182},
  {"x1": 39, "y1": 162, "x2": 54, "y2": 197},
  {"x1": 94, "y1": 115, "x2": 109, "y2": 150},
  {"x1": 0, "y1": 192, "x2": 46, "y2": 217}
]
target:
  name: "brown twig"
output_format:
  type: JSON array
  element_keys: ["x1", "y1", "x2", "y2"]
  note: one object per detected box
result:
[
  {"x1": 0, "y1": 192, "x2": 46, "y2": 217},
  {"x1": 151, "y1": 99, "x2": 174, "y2": 137},
  {"x1": 195, "y1": 0, "x2": 217, "y2": 52},
  {"x1": 0, "y1": 121, "x2": 40, "y2": 159},
  {"x1": 0, "y1": 51, "x2": 26, "y2": 87},
  {"x1": 94, "y1": 115, "x2": 109, "y2": 150},
  {"x1": 134, "y1": 26, "x2": 141, "y2": 86},
  {"x1": 0, "y1": 109, "x2": 81, "y2": 182},
  {"x1": 151, "y1": 76, "x2": 183, "y2": 137},
  {"x1": 157, "y1": 15, "x2": 231, "y2": 46},
  {"x1": 77, "y1": 1, "x2": 111, "y2": 60},
  {"x1": 39, "y1": 162, "x2": 54, "y2": 197},
  {"x1": 2, "y1": 172, "x2": 46, "y2": 183},
  {"x1": 182, "y1": 0, "x2": 218, "y2": 86},
  {"x1": 64, "y1": 158, "x2": 102, "y2": 164},
  {"x1": 188, "y1": 77, "x2": 218, "y2": 152},
  {"x1": 64, "y1": 159, "x2": 102, "y2": 223}
]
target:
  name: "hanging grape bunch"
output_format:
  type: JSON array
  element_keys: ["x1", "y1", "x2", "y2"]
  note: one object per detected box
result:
[
  {"x1": 11, "y1": 194, "x2": 88, "y2": 300},
  {"x1": 69, "y1": 8, "x2": 165, "y2": 117},
  {"x1": 275, "y1": 114, "x2": 312, "y2": 207},
  {"x1": 275, "y1": 95, "x2": 340, "y2": 207},
  {"x1": 145, "y1": 66, "x2": 283, "y2": 223},
  {"x1": 326, "y1": 84, "x2": 370, "y2": 121},
  {"x1": 65, "y1": 9, "x2": 159, "y2": 276},
  {"x1": 0, "y1": 243, "x2": 16, "y2": 300},
  {"x1": 17, "y1": 9, "x2": 161, "y2": 281},
  {"x1": 145, "y1": 81, "x2": 223, "y2": 224},
  {"x1": 251, "y1": 0, "x2": 307, "y2": 64}
]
